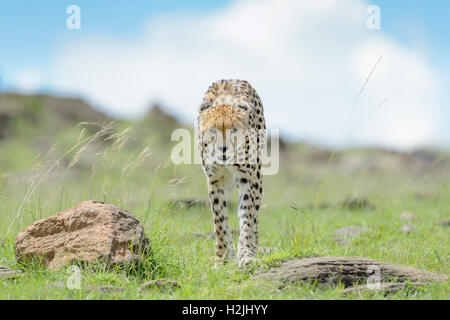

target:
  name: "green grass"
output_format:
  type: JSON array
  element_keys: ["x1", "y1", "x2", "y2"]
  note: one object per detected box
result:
[{"x1": 0, "y1": 122, "x2": 449, "y2": 300}]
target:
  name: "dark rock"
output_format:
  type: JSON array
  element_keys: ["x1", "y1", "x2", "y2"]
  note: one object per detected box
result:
[
  {"x1": 87, "y1": 285, "x2": 125, "y2": 294},
  {"x1": 254, "y1": 257, "x2": 447, "y2": 288},
  {"x1": 436, "y1": 219, "x2": 450, "y2": 227},
  {"x1": 343, "y1": 282, "x2": 426, "y2": 295},
  {"x1": 139, "y1": 278, "x2": 179, "y2": 291},
  {"x1": 0, "y1": 266, "x2": 22, "y2": 279},
  {"x1": 333, "y1": 226, "x2": 370, "y2": 244},
  {"x1": 341, "y1": 197, "x2": 374, "y2": 210},
  {"x1": 401, "y1": 224, "x2": 416, "y2": 234}
]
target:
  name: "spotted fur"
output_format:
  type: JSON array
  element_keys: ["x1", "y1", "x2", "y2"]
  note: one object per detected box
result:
[{"x1": 197, "y1": 79, "x2": 266, "y2": 267}]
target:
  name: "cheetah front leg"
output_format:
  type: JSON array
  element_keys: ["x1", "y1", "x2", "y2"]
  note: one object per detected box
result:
[
  {"x1": 250, "y1": 172, "x2": 262, "y2": 257},
  {"x1": 207, "y1": 178, "x2": 235, "y2": 264},
  {"x1": 236, "y1": 173, "x2": 256, "y2": 267}
]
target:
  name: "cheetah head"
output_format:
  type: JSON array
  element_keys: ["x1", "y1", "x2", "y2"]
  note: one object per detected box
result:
[{"x1": 198, "y1": 105, "x2": 250, "y2": 164}]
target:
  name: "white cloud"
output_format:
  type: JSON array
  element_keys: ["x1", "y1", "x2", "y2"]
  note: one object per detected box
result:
[
  {"x1": 11, "y1": 68, "x2": 43, "y2": 93},
  {"x1": 49, "y1": 0, "x2": 444, "y2": 150}
]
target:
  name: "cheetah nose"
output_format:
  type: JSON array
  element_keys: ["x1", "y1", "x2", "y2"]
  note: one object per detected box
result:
[{"x1": 220, "y1": 146, "x2": 227, "y2": 153}]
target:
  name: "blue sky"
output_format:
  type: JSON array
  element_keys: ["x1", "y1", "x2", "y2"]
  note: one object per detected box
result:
[
  {"x1": 373, "y1": 1, "x2": 450, "y2": 77},
  {"x1": 0, "y1": 0, "x2": 228, "y2": 84},
  {"x1": 0, "y1": 0, "x2": 449, "y2": 149}
]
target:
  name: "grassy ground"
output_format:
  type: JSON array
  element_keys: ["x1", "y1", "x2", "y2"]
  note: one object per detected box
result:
[{"x1": 0, "y1": 112, "x2": 449, "y2": 299}]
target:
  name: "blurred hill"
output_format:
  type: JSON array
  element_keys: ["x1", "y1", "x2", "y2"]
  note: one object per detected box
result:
[
  {"x1": 0, "y1": 92, "x2": 449, "y2": 180},
  {"x1": 0, "y1": 93, "x2": 112, "y2": 138}
]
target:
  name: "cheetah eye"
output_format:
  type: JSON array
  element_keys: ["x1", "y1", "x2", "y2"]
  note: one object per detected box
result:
[{"x1": 228, "y1": 128, "x2": 238, "y2": 137}]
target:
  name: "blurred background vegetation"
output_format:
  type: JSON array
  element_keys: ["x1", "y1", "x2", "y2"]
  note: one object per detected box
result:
[{"x1": 1, "y1": 92, "x2": 448, "y2": 227}]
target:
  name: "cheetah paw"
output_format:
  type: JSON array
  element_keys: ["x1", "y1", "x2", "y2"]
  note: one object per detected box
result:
[
  {"x1": 212, "y1": 254, "x2": 234, "y2": 266},
  {"x1": 238, "y1": 256, "x2": 256, "y2": 268}
]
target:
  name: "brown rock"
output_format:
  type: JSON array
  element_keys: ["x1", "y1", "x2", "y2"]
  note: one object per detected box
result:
[{"x1": 14, "y1": 201, "x2": 150, "y2": 270}]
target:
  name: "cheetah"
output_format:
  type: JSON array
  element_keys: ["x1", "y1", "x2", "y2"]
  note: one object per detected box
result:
[{"x1": 197, "y1": 79, "x2": 266, "y2": 267}]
